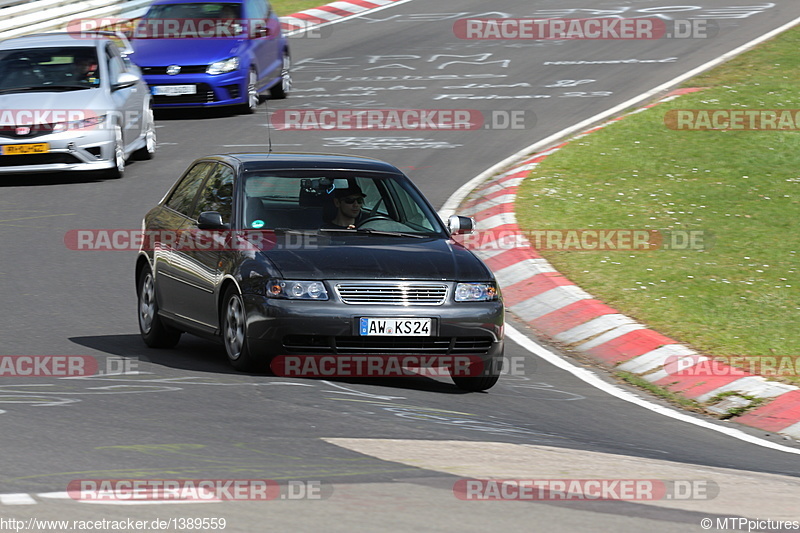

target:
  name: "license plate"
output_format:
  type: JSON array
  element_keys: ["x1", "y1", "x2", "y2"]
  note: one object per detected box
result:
[
  {"x1": 359, "y1": 318, "x2": 432, "y2": 336},
  {"x1": 2, "y1": 143, "x2": 49, "y2": 155},
  {"x1": 152, "y1": 85, "x2": 196, "y2": 96}
]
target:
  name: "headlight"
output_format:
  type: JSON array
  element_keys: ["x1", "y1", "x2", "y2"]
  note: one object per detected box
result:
[
  {"x1": 206, "y1": 57, "x2": 240, "y2": 75},
  {"x1": 455, "y1": 282, "x2": 499, "y2": 302},
  {"x1": 52, "y1": 114, "x2": 106, "y2": 133},
  {"x1": 267, "y1": 280, "x2": 328, "y2": 300}
]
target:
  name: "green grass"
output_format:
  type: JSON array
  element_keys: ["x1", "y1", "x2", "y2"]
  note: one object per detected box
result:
[
  {"x1": 513, "y1": 27, "x2": 800, "y2": 382},
  {"x1": 272, "y1": 0, "x2": 327, "y2": 16}
]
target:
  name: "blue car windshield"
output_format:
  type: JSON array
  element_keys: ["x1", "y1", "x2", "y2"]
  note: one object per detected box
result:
[
  {"x1": 137, "y1": 3, "x2": 243, "y2": 38},
  {"x1": 0, "y1": 48, "x2": 100, "y2": 91},
  {"x1": 144, "y1": 3, "x2": 241, "y2": 20}
]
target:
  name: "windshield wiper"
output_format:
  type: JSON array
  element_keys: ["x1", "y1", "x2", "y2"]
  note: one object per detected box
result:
[
  {"x1": 318, "y1": 227, "x2": 427, "y2": 239},
  {"x1": 0, "y1": 85, "x2": 90, "y2": 94},
  {"x1": 271, "y1": 228, "x2": 319, "y2": 236}
]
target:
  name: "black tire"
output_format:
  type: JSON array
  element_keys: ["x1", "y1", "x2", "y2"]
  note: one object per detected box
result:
[
  {"x1": 269, "y1": 50, "x2": 291, "y2": 99},
  {"x1": 239, "y1": 67, "x2": 260, "y2": 114},
  {"x1": 103, "y1": 124, "x2": 126, "y2": 179},
  {"x1": 450, "y1": 358, "x2": 501, "y2": 392},
  {"x1": 221, "y1": 286, "x2": 262, "y2": 371},
  {"x1": 451, "y1": 373, "x2": 500, "y2": 392},
  {"x1": 137, "y1": 269, "x2": 181, "y2": 348},
  {"x1": 133, "y1": 107, "x2": 156, "y2": 160}
]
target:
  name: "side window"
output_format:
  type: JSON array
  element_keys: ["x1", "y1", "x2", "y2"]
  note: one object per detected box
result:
[
  {"x1": 248, "y1": 0, "x2": 267, "y2": 19},
  {"x1": 165, "y1": 163, "x2": 214, "y2": 216},
  {"x1": 193, "y1": 164, "x2": 236, "y2": 224}
]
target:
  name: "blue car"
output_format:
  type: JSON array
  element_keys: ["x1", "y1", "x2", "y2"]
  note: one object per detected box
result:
[{"x1": 129, "y1": 0, "x2": 290, "y2": 112}]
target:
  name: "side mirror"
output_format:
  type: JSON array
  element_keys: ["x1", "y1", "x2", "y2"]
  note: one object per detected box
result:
[
  {"x1": 448, "y1": 215, "x2": 475, "y2": 235},
  {"x1": 197, "y1": 211, "x2": 228, "y2": 230},
  {"x1": 112, "y1": 72, "x2": 140, "y2": 90}
]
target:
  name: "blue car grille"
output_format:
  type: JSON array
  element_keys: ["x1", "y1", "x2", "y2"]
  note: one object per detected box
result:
[
  {"x1": 152, "y1": 83, "x2": 215, "y2": 104},
  {"x1": 141, "y1": 65, "x2": 207, "y2": 75}
]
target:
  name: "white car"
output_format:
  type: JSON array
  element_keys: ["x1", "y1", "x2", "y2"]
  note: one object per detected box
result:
[{"x1": 0, "y1": 32, "x2": 155, "y2": 178}]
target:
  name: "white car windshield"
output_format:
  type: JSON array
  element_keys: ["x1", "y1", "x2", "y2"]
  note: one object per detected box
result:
[{"x1": 0, "y1": 47, "x2": 100, "y2": 92}]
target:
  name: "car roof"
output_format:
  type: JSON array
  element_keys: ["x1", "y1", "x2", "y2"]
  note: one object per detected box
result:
[
  {"x1": 0, "y1": 33, "x2": 105, "y2": 50},
  {"x1": 203, "y1": 153, "x2": 407, "y2": 174}
]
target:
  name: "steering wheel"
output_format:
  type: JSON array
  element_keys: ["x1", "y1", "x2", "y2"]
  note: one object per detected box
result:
[{"x1": 356, "y1": 215, "x2": 394, "y2": 228}]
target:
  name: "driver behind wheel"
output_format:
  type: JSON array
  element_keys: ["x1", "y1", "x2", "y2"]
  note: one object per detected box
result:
[{"x1": 322, "y1": 184, "x2": 366, "y2": 229}]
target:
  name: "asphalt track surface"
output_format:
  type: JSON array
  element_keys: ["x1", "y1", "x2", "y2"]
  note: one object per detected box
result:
[{"x1": 1, "y1": 1, "x2": 800, "y2": 531}]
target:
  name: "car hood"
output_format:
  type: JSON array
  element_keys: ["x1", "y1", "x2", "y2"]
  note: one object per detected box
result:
[
  {"x1": 260, "y1": 237, "x2": 493, "y2": 281},
  {"x1": 131, "y1": 38, "x2": 244, "y2": 66},
  {"x1": 0, "y1": 90, "x2": 110, "y2": 122}
]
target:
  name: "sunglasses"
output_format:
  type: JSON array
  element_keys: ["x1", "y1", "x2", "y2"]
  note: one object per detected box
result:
[{"x1": 340, "y1": 196, "x2": 365, "y2": 205}]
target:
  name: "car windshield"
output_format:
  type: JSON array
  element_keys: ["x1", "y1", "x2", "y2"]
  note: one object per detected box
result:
[
  {"x1": 137, "y1": 3, "x2": 243, "y2": 38},
  {"x1": 0, "y1": 47, "x2": 100, "y2": 92},
  {"x1": 242, "y1": 170, "x2": 445, "y2": 236},
  {"x1": 144, "y1": 2, "x2": 241, "y2": 19}
]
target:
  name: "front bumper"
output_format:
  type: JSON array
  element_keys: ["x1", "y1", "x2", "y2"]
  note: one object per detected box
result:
[
  {"x1": 0, "y1": 129, "x2": 116, "y2": 174},
  {"x1": 144, "y1": 71, "x2": 247, "y2": 108},
  {"x1": 243, "y1": 292, "x2": 505, "y2": 367}
]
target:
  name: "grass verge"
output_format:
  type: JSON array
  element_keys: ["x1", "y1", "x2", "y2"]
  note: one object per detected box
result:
[
  {"x1": 272, "y1": 0, "x2": 331, "y2": 16},
  {"x1": 515, "y1": 27, "x2": 800, "y2": 384}
]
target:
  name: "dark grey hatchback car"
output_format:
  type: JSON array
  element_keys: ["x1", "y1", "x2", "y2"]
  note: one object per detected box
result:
[{"x1": 135, "y1": 153, "x2": 504, "y2": 391}]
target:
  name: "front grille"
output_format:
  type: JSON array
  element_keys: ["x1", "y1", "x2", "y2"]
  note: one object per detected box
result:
[
  {"x1": 282, "y1": 335, "x2": 493, "y2": 355},
  {"x1": 141, "y1": 65, "x2": 207, "y2": 75},
  {"x1": 152, "y1": 83, "x2": 215, "y2": 105},
  {"x1": 0, "y1": 124, "x2": 56, "y2": 139},
  {"x1": 0, "y1": 153, "x2": 80, "y2": 166},
  {"x1": 335, "y1": 283, "x2": 448, "y2": 305}
]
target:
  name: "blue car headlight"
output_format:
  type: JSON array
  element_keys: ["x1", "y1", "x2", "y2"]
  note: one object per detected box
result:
[
  {"x1": 267, "y1": 280, "x2": 328, "y2": 300},
  {"x1": 206, "y1": 57, "x2": 240, "y2": 75},
  {"x1": 455, "y1": 282, "x2": 499, "y2": 302}
]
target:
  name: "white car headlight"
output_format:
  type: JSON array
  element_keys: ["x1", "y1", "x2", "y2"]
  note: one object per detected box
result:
[
  {"x1": 455, "y1": 282, "x2": 499, "y2": 302},
  {"x1": 267, "y1": 280, "x2": 328, "y2": 300},
  {"x1": 206, "y1": 57, "x2": 240, "y2": 75},
  {"x1": 52, "y1": 114, "x2": 107, "y2": 133}
]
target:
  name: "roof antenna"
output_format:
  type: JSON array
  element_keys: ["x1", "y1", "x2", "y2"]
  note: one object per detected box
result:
[{"x1": 264, "y1": 95, "x2": 273, "y2": 154}]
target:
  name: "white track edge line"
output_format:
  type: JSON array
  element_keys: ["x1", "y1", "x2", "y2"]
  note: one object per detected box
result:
[
  {"x1": 284, "y1": 0, "x2": 416, "y2": 37},
  {"x1": 439, "y1": 17, "x2": 800, "y2": 452},
  {"x1": 439, "y1": 14, "x2": 800, "y2": 218},
  {"x1": 505, "y1": 325, "x2": 800, "y2": 454}
]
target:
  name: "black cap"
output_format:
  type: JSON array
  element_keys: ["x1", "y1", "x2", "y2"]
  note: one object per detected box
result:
[{"x1": 333, "y1": 184, "x2": 366, "y2": 198}]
